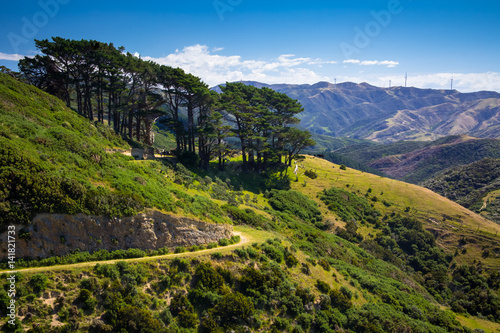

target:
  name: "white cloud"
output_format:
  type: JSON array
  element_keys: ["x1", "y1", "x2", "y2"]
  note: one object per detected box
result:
[
  {"x1": 0, "y1": 52, "x2": 25, "y2": 61},
  {"x1": 141, "y1": 45, "x2": 335, "y2": 86},
  {"x1": 212, "y1": 47, "x2": 224, "y2": 52},
  {"x1": 338, "y1": 72, "x2": 500, "y2": 93},
  {"x1": 415, "y1": 72, "x2": 500, "y2": 92},
  {"x1": 343, "y1": 59, "x2": 399, "y2": 68},
  {"x1": 343, "y1": 59, "x2": 361, "y2": 65}
]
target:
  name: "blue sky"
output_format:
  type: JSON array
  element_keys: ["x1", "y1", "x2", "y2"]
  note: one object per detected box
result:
[{"x1": 1, "y1": 0, "x2": 499, "y2": 92}]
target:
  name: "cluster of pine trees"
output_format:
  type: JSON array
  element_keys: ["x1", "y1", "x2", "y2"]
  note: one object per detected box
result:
[{"x1": 17, "y1": 37, "x2": 314, "y2": 170}]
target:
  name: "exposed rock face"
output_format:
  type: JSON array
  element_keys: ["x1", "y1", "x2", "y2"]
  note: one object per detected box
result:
[{"x1": 3, "y1": 211, "x2": 232, "y2": 259}]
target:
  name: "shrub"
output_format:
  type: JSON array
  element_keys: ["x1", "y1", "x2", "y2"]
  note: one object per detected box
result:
[
  {"x1": 194, "y1": 263, "x2": 224, "y2": 292},
  {"x1": 301, "y1": 263, "x2": 311, "y2": 275},
  {"x1": 340, "y1": 286, "x2": 353, "y2": 300},
  {"x1": 79, "y1": 278, "x2": 98, "y2": 292},
  {"x1": 320, "y1": 187, "x2": 380, "y2": 224},
  {"x1": 78, "y1": 289, "x2": 92, "y2": 302},
  {"x1": 83, "y1": 296, "x2": 97, "y2": 312},
  {"x1": 329, "y1": 289, "x2": 352, "y2": 311},
  {"x1": 230, "y1": 235, "x2": 241, "y2": 244},
  {"x1": 223, "y1": 204, "x2": 269, "y2": 228},
  {"x1": 94, "y1": 263, "x2": 119, "y2": 279},
  {"x1": 29, "y1": 273, "x2": 48, "y2": 296},
  {"x1": 178, "y1": 310, "x2": 197, "y2": 328},
  {"x1": 218, "y1": 238, "x2": 229, "y2": 246},
  {"x1": 211, "y1": 252, "x2": 223, "y2": 259},
  {"x1": 304, "y1": 169, "x2": 318, "y2": 179},
  {"x1": 261, "y1": 243, "x2": 284, "y2": 263},
  {"x1": 318, "y1": 258, "x2": 331, "y2": 271},
  {"x1": 235, "y1": 248, "x2": 249, "y2": 259},
  {"x1": 170, "y1": 293, "x2": 194, "y2": 317},
  {"x1": 211, "y1": 292, "x2": 254, "y2": 328},
  {"x1": 158, "y1": 309, "x2": 173, "y2": 326},
  {"x1": 297, "y1": 313, "x2": 314, "y2": 331},
  {"x1": 247, "y1": 247, "x2": 259, "y2": 259},
  {"x1": 174, "y1": 246, "x2": 186, "y2": 253},
  {"x1": 114, "y1": 305, "x2": 163, "y2": 333},
  {"x1": 268, "y1": 190, "x2": 322, "y2": 224},
  {"x1": 171, "y1": 258, "x2": 190, "y2": 272},
  {"x1": 285, "y1": 253, "x2": 299, "y2": 267},
  {"x1": 189, "y1": 245, "x2": 200, "y2": 252},
  {"x1": 316, "y1": 280, "x2": 331, "y2": 294}
]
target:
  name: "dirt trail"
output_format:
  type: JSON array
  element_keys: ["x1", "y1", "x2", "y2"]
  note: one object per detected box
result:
[{"x1": 0, "y1": 230, "x2": 253, "y2": 274}]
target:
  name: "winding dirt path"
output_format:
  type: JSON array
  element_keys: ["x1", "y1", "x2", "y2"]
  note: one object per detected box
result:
[{"x1": 0, "y1": 228, "x2": 266, "y2": 274}]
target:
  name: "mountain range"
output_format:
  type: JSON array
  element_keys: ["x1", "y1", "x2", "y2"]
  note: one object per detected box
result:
[{"x1": 228, "y1": 81, "x2": 500, "y2": 143}]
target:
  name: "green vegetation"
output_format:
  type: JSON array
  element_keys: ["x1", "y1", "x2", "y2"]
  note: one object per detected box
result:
[
  {"x1": 401, "y1": 138, "x2": 500, "y2": 184},
  {"x1": 320, "y1": 186, "x2": 380, "y2": 224},
  {"x1": 0, "y1": 71, "x2": 237, "y2": 229},
  {"x1": 6, "y1": 228, "x2": 498, "y2": 332},
  {"x1": 424, "y1": 158, "x2": 500, "y2": 223},
  {"x1": 331, "y1": 135, "x2": 500, "y2": 184},
  {"x1": 268, "y1": 189, "x2": 323, "y2": 226},
  {"x1": 333, "y1": 140, "x2": 428, "y2": 166},
  {"x1": 361, "y1": 215, "x2": 500, "y2": 323},
  {"x1": 2, "y1": 38, "x2": 500, "y2": 333},
  {"x1": 0, "y1": 72, "x2": 146, "y2": 228}
]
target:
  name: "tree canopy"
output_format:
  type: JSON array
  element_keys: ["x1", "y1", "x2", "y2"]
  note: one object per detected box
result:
[{"x1": 18, "y1": 37, "x2": 314, "y2": 170}]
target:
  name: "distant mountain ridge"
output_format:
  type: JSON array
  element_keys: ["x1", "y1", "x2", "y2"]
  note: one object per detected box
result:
[{"x1": 217, "y1": 81, "x2": 500, "y2": 143}]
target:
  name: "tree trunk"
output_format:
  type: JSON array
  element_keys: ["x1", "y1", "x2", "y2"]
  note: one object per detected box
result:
[{"x1": 135, "y1": 116, "x2": 141, "y2": 142}]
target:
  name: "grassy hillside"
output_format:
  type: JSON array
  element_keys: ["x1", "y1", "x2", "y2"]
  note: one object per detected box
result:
[
  {"x1": 292, "y1": 156, "x2": 500, "y2": 259},
  {"x1": 2, "y1": 73, "x2": 500, "y2": 332}
]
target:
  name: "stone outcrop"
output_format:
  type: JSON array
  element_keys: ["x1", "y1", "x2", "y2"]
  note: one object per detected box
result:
[
  {"x1": 130, "y1": 147, "x2": 155, "y2": 160},
  {"x1": 2, "y1": 210, "x2": 232, "y2": 259}
]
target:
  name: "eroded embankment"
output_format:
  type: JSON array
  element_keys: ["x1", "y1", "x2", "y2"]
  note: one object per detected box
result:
[{"x1": 1, "y1": 210, "x2": 232, "y2": 259}]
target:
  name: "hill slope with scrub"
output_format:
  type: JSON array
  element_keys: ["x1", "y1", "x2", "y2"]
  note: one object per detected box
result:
[
  {"x1": 423, "y1": 158, "x2": 500, "y2": 224},
  {"x1": 318, "y1": 134, "x2": 500, "y2": 185}
]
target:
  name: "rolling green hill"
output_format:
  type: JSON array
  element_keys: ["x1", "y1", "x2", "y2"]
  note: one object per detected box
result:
[{"x1": 2, "y1": 73, "x2": 500, "y2": 332}]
